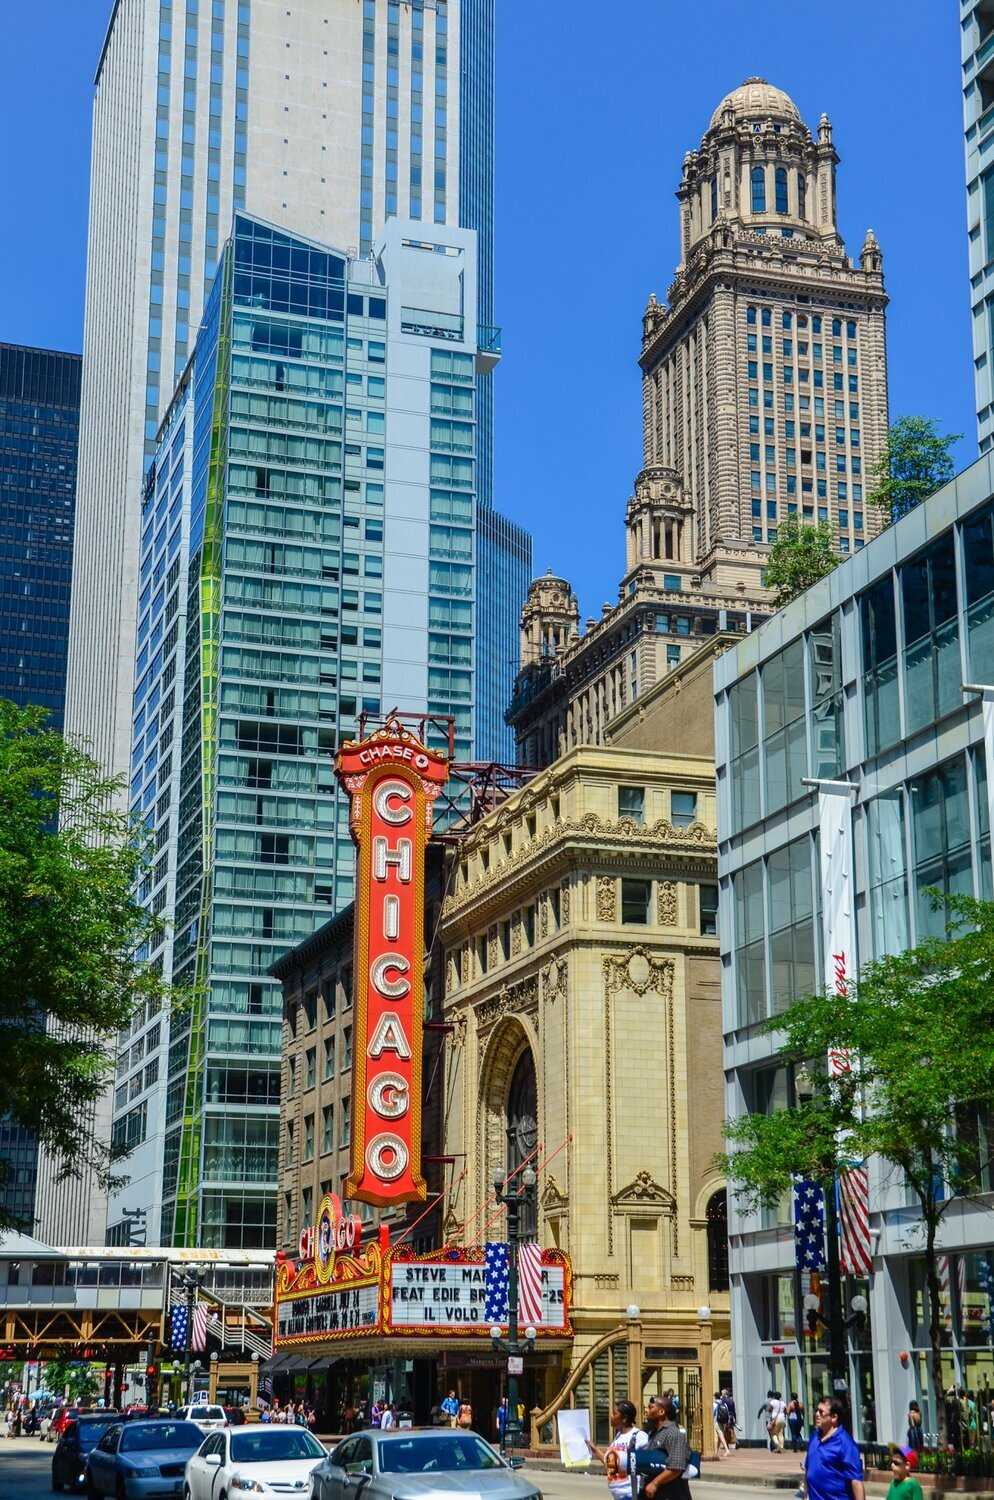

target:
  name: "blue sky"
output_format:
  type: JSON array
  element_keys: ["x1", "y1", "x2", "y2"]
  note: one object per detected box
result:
[{"x1": 0, "y1": 2, "x2": 976, "y2": 621}]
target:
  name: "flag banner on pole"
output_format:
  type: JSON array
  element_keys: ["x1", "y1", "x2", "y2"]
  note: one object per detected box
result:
[
  {"x1": 517, "y1": 1242, "x2": 543, "y2": 1327},
  {"x1": 192, "y1": 1298, "x2": 209, "y2": 1352},
  {"x1": 838, "y1": 1166, "x2": 872, "y2": 1276},
  {"x1": 794, "y1": 1179, "x2": 826, "y2": 1271},
  {"x1": 484, "y1": 1243, "x2": 509, "y2": 1322},
  {"x1": 171, "y1": 1304, "x2": 189, "y2": 1351}
]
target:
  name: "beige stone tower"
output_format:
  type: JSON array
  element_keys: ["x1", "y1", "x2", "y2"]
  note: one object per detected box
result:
[
  {"x1": 641, "y1": 78, "x2": 889, "y2": 594},
  {"x1": 519, "y1": 571, "x2": 581, "y2": 667}
]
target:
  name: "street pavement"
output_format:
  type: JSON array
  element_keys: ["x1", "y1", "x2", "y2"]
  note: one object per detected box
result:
[{"x1": 0, "y1": 1435, "x2": 791, "y2": 1500}]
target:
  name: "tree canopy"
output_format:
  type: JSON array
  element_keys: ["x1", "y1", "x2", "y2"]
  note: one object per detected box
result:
[
  {"x1": 0, "y1": 701, "x2": 174, "y2": 1228},
  {"x1": 868, "y1": 415, "x2": 959, "y2": 525},
  {"x1": 763, "y1": 516, "x2": 839, "y2": 609},
  {"x1": 719, "y1": 894, "x2": 994, "y2": 1442}
]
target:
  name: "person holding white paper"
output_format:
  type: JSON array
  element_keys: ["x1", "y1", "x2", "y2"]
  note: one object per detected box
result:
[
  {"x1": 558, "y1": 1407, "x2": 593, "y2": 1469},
  {"x1": 588, "y1": 1401, "x2": 649, "y2": 1498}
]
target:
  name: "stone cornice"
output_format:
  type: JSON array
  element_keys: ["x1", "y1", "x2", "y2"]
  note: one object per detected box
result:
[
  {"x1": 440, "y1": 813, "x2": 718, "y2": 933},
  {"x1": 641, "y1": 241, "x2": 887, "y2": 367}
]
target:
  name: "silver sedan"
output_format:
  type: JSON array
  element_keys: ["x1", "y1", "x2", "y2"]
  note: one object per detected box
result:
[{"x1": 310, "y1": 1429, "x2": 541, "y2": 1500}]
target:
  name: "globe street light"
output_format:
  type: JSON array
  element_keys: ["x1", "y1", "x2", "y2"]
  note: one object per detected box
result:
[{"x1": 491, "y1": 1165, "x2": 538, "y2": 1454}]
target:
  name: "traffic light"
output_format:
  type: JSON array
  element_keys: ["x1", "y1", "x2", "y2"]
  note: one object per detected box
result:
[{"x1": 146, "y1": 1365, "x2": 157, "y2": 1379}]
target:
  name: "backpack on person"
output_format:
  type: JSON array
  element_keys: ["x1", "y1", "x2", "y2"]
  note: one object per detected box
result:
[{"x1": 715, "y1": 1400, "x2": 730, "y2": 1427}]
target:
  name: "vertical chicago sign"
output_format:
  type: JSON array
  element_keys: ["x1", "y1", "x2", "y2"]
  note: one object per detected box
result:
[{"x1": 335, "y1": 722, "x2": 449, "y2": 1206}]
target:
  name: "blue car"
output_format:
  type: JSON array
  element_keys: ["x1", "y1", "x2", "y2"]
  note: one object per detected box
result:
[{"x1": 85, "y1": 1419, "x2": 207, "y2": 1500}]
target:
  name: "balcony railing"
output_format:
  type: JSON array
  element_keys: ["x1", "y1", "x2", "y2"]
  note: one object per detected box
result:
[{"x1": 478, "y1": 323, "x2": 502, "y2": 355}]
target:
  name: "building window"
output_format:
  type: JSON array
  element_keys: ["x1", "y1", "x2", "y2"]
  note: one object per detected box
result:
[
  {"x1": 706, "y1": 1189, "x2": 729, "y2": 1291},
  {"x1": 303, "y1": 1115, "x2": 314, "y2": 1162},
  {"x1": 621, "y1": 878, "x2": 651, "y2": 925},
  {"x1": 302, "y1": 1186, "x2": 313, "y2": 1229},
  {"x1": 699, "y1": 883, "x2": 719, "y2": 936},
  {"x1": 341, "y1": 1025, "x2": 353, "y2": 1071},
  {"x1": 323, "y1": 1037, "x2": 334, "y2": 1080},
  {"x1": 809, "y1": 614, "x2": 844, "y2": 778},
  {"x1": 751, "y1": 165, "x2": 766, "y2": 213},
  {"x1": 775, "y1": 167, "x2": 788, "y2": 214},
  {"x1": 768, "y1": 837, "x2": 816, "y2": 1015},
  {"x1": 322, "y1": 1104, "x2": 334, "y2": 1155},
  {"x1": 340, "y1": 1097, "x2": 351, "y2": 1149},
  {"x1": 734, "y1": 859, "x2": 766, "y2": 1026},
  {"x1": 619, "y1": 785, "x2": 645, "y2": 823},
  {"x1": 860, "y1": 575, "x2": 899, "y2": 757},
  {"x1": 523, "y1": 905, "x2": 535, "y2": 947},
  {"x1": 728, "y1": 673, "x2": 759, "y2": 832},
  {"x1": 962, "y1": 503, "x2": 994, "y2": 685},
  {"x1": 762, "y1": 641, "x2": 806, "y2": 814},
  {"x1": 910, "y1": 757, "x2": 972, "y2": 940},
  {"x1": 671, "y1": 791, "x2": 697, "y2": 828},
  {"x1": 901, "y1": 531, "x2": 960, "y2": 735},
  {"x1": 798, "y1": 171, "x2": 806, "y2": 219},
  {"x1": 305, "y1": 1048, "x2": 316, "y2": 1090},
  {"x1": 866, "y1": 789, "x2": 910, "y2": 959}
]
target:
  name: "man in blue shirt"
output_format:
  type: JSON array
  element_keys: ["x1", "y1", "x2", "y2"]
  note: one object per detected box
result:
[
  {"x1": 441, "y1": 1390, "x2": 460, "y2": 1428},
  {"x1": 804, "y1": 1399, "x2": 864, "y2": 1500}
]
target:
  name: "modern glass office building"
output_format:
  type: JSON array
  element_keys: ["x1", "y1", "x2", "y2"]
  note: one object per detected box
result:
[
  {"x1": 963, "y1": 1, "x2": 994, "y2": 453},
  {"x1": 715, "y1": 453, "x2": 994, "y2": 1441},
  {"x1": 0, "y1": 343, "x2": 81, "y2": 725},
  {"x1": 0, "y1": 342, "x2": 81, "y2": 1233},
  {"x1": 107, "y1": 213, "x2": 501, "y2": 1247},
  {"x1": 476, "y1": 505, "x2": 531, "y2": 763}
]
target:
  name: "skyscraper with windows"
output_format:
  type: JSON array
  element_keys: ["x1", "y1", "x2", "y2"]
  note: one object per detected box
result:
[
  {"x1": 962, "y1": 2, "x2": 994, "y2": 452},
  {"x1": 641, "y1": 77, "x2": 889, "y2": 587},
  {"x1": 66, "y1": 0, "x2": 503, "y2": 810},
  {"x1": 0, "y1": 342, "x2": 81, "y2": 1234},
  {"x1": 105, "y1": 213, "x2": 496, "y2": 1247},
  {"x1": 0, "y1": 343, "x2": 81, "y2": 726}
]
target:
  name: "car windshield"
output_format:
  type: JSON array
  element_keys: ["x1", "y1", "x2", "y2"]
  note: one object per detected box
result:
[
  {"x1": 230, "y1": 1429, "x2": 325, "y2": 1463},
  {"x1": 77, "y1": 1421, "x2": 117, "y2": 1450},
  {"x1": 120, "y1": 1422, "x2": 205, "y2": 1452},
  {"x1": 378, "y1": 1435, "x2": 503, "y2": 1474}
]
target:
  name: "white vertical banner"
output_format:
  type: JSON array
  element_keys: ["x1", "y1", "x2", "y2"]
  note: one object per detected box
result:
[
  {"x1": 982, "y1": 691, "x2": 994, "y2": 856},
  {"x1": 817, "y1": 782, "x2": 858, "y2": 1034}
]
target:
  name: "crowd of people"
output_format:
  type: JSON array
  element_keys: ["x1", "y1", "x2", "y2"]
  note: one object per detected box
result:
[{"x1": 258, "y1": 1398, "x2": 318, "y2": 1428}]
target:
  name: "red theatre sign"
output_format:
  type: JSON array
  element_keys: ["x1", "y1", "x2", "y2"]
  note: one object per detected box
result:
[{"x1": 335, "y1": 722, "x2": 449, "y2": 1206}]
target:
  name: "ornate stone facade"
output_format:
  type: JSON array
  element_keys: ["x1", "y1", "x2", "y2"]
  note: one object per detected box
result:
[
  {"x1": 439, "y1": 744, "x2": 730, "y2": 1415},
  {"x1": 507, "y1": 78, "x2": 887, "y2": 772}
]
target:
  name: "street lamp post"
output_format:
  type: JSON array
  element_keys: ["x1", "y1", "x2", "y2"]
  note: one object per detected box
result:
[
  {"x1": 490, "y1": 1166, "x2": 537, "y2": 1454},
  {"x1": 177, "y1": 1267, "x2": 207, "y2": 1404}
]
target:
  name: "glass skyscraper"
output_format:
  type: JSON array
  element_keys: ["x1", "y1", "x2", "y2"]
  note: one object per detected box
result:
[
  {"x1": 108, "y1": 213, "x2": 497, "y2": 1247},
  {"x1": 48, "y1": 0, "x2": 531, "y2": 1244},
  {"x1": 0, "y1": 343, "x2": 81, "y2": 727},
  {"x1": 0, "y1": 342, "x2": 81, "y2": 1233}
]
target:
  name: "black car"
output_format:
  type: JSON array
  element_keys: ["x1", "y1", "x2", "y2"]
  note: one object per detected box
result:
[{"x1": 52, "y1": 1413, "x2": 123, "y2": 1492}]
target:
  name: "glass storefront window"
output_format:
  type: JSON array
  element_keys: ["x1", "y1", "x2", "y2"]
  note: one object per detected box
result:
[
  {"x1": 730, "y1": 674, "x2": 760, "y2": 832},
  {"x1": 910, "y1": 757, "x2": 972, "y2": 939},
  {"x1": 963, "y1": 503, "x2": 994, "y2": 684},
  {"x1": 866, "y1": 790, "x2": 910, "y2": 958},
  {"x1": 860, "y1": 576, "x2": 899, "y2": 756},
  {"x1": 763, "y1": 642, "x2": 807, "y2": 814},
  {"x1": 901, "y1": 532, "x2": 960, "y2": 734},
  {"x1": 810, "y1": 615, "x2": 844, "y2": 778}
]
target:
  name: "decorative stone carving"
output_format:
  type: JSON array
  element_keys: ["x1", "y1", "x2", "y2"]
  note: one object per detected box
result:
[
  {"x1": 476, "y1": 975, "x2": 538, "y2": 1029},
  {"x1": 561, "y1": 882, "x2": 570, "y2": 923},
  {"x1": 539, "y1": 898, "x2": 549, "y2": 938},
  {"x1": 672, "y1": 1275, "x2": 696, "y2": 1291},
  {"x1": 541, "y1": 1175, "x2": 569, "y2": 1213},
  {"x1": 488, "y1": 932, "x2": 498, "y2": 967},
  {"x1": 460, "y1": 946, "x2": 470, "y2": 982},
  {"x1": 541, "y1": 956, "x2": 567, "y2": 1003},
  {"x1": 511, "y1": 922, "x2": 522, "y2": 956},
  {"x1": 604, "y1": 947, "x2": 674, "y2": 1001},
  {"x1": 612, "y1": 1170, "x2": 676, "y2": 1212},
  {"x1": 658, "y1": 879, "x2": 678, "y2": 926},
  {"x1": 442, "y1": 1207, "x2": 465, "y2": 1244},
  {"x1": 597, "y1": 877, "x2": 617, "y2": 922}
]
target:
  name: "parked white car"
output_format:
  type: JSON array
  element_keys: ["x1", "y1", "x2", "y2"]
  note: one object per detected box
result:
[
  {"x1": 184, "y1": 1425, "x2": 327, "y2": 1500},
  {"x1": 177, "y1": 1404, "x2": 229, "y2": 1433}
]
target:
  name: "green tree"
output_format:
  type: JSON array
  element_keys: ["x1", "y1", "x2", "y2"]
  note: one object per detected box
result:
[
  {"x1": 42, "y1": 1355, "x2": 100, "y2": 1405},
  {"x1": 868, "y1": 415, "x2": 959, "y2": 524},
  {"x1": 763, "y1": 516, "x2": 839, "y2": 609},
  {"x1": 718, "y1": 895, "x2": 994, "y2": 1445},
  {"x1": 0, "y1": 701, "x2": 174, "y2": 1229}
]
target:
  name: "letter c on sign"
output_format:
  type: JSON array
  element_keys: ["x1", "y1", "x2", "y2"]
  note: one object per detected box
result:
[
  {"x1": 366, "y1": 1133, "x2": 410, "y2": 1181},
  {"x1": 370, "y1": 953, "x2": 411, "y2": 998},
  {"x1": 373, "y1": 779, "x2": 413, "y2": 826},
  {"x1": 368, "y1": 1072, "x2": 409, "y2": 1120}
]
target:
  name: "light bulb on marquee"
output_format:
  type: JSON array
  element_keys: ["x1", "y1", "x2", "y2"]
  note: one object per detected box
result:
[{"x1": 335, "y1": 721, "x2": 449, "y2": 1206}]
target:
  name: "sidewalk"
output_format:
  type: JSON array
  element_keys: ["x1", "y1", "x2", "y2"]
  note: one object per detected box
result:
[{"x1": 694, "y1": 1448, "x2": 804, "y2": 1489}]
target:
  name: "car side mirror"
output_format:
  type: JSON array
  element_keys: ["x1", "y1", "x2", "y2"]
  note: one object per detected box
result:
[
  {"x1": 508, "y1": 1457, "x2": 526, "y2": 1471},
  {"x1": 205, "y1": 1454, "x2": 222, "y2": 1467},
  {"x1": 325, "y1": 1465, "x2": 348, "y2": 1483}
]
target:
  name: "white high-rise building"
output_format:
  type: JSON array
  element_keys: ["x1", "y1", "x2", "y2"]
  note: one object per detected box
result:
[{"x1": 41, "y1": 0, "x2": 505, "y2": 1243}]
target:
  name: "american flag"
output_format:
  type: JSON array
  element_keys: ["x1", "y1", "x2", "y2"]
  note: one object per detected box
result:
[
  {"x1": 977, "y1": 1254, "x2": 994, "y2": 1342},
  {"x1": 170, "y1": 1298, "x2": 209, "y2": 1352},
  {"x1": 794, "y1": 1179, "x2": 826, "y2": 1271},
  {"x1": 517, "y1": 1242, "x2": 543, "y2": 1328},
  {"x1": 484, "y1": 1243, "x2": 509, "y2": 1322},
  {"x1": 171, "y1": 1303, "x2": 189, "y2": 1351},
  {"x1": 838, "y1": 1167, "x2": 872, "y2": 1277}
]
